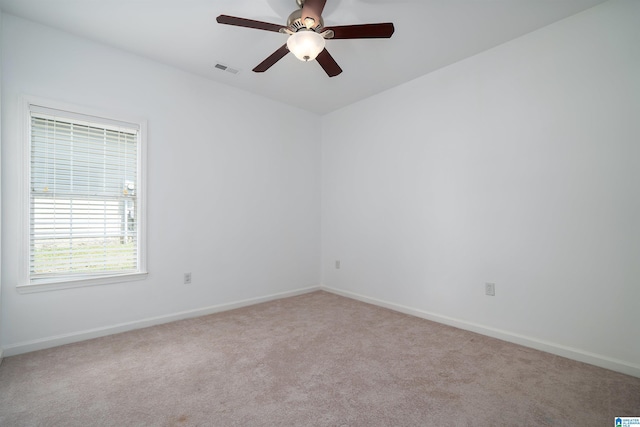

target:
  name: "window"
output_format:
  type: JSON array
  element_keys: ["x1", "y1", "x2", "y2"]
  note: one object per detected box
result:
[{"x1": 20, "y1": 99, "x2": 147, "y2": 292}]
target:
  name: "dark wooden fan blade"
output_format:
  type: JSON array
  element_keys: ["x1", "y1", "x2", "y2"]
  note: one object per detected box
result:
[
  {"x1": 253, "y1": 44, "x2": 290, "y2": 73},
  {"x1": 301, "y1": 0, "x2": 327, "y2": 28},
  {"x1": 316, "y1": 48, "x2": 342, "y2": 77},
  {"x1": 216, "y1": 15, "x2": 284, "y2": 33},
  {"x1": 326, "y1": 23, "x2": 395, "y2": 39}
]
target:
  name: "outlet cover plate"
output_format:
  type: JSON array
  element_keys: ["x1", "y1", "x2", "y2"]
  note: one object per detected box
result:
[{"x1": 485, "y1": 282, "x2": 495, "y2": 296}]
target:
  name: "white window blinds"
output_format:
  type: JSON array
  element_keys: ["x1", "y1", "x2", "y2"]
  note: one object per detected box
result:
[{"x1": 29, "y1": 106, "x2": 142, "y2": 283}]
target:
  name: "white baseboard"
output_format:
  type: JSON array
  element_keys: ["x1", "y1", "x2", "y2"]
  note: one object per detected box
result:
[
  {"x1": 322, "y1": 285, "x2": 640, "y2": 378},
  {"x1": 2, "y1": 285, "x2": 321, "y2": 357},
  {"x1": 5, "y1": 284, "x2": 637, "y2": 378}
]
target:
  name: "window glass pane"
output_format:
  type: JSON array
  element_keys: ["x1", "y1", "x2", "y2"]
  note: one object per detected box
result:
[{"x1": 29, "y1": 110, "x2": 140, "y2": 281}]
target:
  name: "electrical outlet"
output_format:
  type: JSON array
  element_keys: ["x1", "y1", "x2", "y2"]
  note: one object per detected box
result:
[
  {"x1": 335, "y1": 260, "x2": 341, "y2": 269},
  {"x1": 184, "y1": 273, "x2": 192, "y2": 284},
  {"x1": 485, "y1": 282, "x2": 495, "y2": 296}
]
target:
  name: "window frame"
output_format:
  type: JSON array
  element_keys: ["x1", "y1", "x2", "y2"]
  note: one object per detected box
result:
[{"x1": 18, "y1": 96, "x2": 148, "y2": 293}]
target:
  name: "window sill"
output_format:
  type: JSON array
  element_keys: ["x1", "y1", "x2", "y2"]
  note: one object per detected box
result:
[{"x1": 17, "y1": 272, "x2": 148, "y2": 294}]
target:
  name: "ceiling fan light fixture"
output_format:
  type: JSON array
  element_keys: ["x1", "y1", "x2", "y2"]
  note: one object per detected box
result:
[{"x1": 287, "y1": 29, "x2": 325, "y2": 62}]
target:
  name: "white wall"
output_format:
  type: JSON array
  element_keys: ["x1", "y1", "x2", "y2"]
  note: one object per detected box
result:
[
  {"x1": 2, "y1": 0, "x2": 639, "y2": 378},
  {"x1": 1, "y1": 15, "x2": 321, "y2": 353},
  {"x1": 322, "y1": 0, "x2": 640, "y2": 376}
]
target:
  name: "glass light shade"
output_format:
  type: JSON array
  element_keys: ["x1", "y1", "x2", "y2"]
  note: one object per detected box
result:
[{"x1": 287, "y1": 30, "x2": 326, "y2": 62}]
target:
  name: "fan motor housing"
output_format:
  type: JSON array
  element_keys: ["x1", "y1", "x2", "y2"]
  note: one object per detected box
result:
[{"x1": 287, "y1": 9, "x2": 324, "y2": 32}]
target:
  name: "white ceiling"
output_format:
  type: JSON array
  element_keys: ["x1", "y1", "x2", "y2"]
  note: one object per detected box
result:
[{"x1": 0, "y1": 0, "x2": 606, "y2": 114}]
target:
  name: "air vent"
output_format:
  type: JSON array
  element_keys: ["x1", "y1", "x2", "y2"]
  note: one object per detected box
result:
[{"x1": 214, "y1": 63, "x2": 240, "y2": 75}]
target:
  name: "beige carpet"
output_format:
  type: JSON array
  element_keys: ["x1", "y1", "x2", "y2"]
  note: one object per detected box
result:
[{"x1": 0, "y1": 291, "x2": 638, "y2": 426}]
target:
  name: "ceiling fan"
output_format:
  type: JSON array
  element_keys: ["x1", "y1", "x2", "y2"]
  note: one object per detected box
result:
[{"x1": 216, "y1": 0, "x2": 395, "y2": 77}]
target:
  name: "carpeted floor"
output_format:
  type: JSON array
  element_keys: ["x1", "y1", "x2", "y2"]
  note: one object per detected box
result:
[{"x1": 0, "y1": 290, "x2": 638, "y2": 426}]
